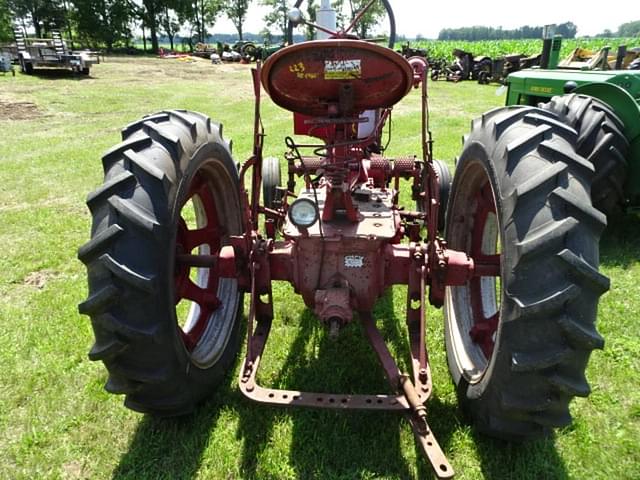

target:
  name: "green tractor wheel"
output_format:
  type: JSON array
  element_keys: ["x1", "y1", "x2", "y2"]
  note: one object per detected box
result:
[{"x1": 540, "y1": 93, "x2": 629, "y2": 217}]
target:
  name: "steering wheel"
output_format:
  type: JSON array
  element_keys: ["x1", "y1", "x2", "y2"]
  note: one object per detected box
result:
[{"x1": 287, "y1": 0, "x2": 396, "y2": 50}]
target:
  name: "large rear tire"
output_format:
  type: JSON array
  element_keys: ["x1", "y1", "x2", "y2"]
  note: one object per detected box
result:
[
  {"x1": 444, "y1": 106, "x2": 609, "y2": 439},
  {"x1": 78, "y1": 110, "x2": 243, "y2": 416},
  {"x1": 540, "y1": 93, "x2": 629, "y2": 217}
]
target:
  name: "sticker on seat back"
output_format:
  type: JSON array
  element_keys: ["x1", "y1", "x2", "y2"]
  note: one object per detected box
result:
[{"x1": 325, "y1": 59, "x2": 361, "y2": 80}]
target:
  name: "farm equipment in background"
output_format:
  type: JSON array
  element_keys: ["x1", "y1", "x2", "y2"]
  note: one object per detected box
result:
[
  {"x1": 13, "y1": 27, "x2": 99, "y2": 75},
  {"x1": 477, "y1": 53, "x2": 541, "y2": 85},
  {"x1": 78, "y1": 2, "x2": 609, "y2": 477},
  {"x1": 440, "y1": 48, "x2": 539, "y2": 84},
  {"x1": 504, "y1": 27, "x2": 640, "y2": 218},
  {"x1": 558, "y1": 45, "x2": 640, "y2": 71},
  {"x1": 397, "y1": 41, "x2": 427, "y2": 59},
  {"x1": 429, "y1": 57, "x2": 446, "y2": 80},
  {"x1": 0, "y1": 52, "x2": 15, "y2": 76},
  {"x1": 444, "y1": 48, "x2": 473, "y2": 81},
  {"x1": 205, "y1": 40, "x2": 285, "y2": 64},
  {"x1": 193, "y1": 42, "x2": 218, "y2": 59}
]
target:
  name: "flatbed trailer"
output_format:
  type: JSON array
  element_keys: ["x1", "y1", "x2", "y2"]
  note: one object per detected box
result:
[{"x1": 13, "y1": 28, "x2": 99, "y2": 75}]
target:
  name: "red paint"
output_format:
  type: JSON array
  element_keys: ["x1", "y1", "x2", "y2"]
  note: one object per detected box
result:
[
  {"x1": 262, "y1": 40, "x2": 414, "y2": 117},
  {"x1": 174, "y1": 173, "x2": 222, "y2": 351},
  {"x1": 468, "y1": 181, "x2": 501, "y2": 358}
]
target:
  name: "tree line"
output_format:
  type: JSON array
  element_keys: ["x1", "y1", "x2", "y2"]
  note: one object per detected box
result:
[
  {"x1": 438, "y1": 22, "x2": 578, "y2": 41},
  {"x1": 0, "y1": 0, "x2": 385, "y2": 52},
  {"x1": 596, "y1": 20, "x2": 640, "y2": 38}
]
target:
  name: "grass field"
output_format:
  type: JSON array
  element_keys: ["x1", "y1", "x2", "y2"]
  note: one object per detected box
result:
[{"x1": 0, "y1": 56, "x2": 639, "y2": 480}]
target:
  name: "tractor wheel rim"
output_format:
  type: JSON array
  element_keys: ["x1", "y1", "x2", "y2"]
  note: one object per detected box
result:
[
  {"x1": 445, "y1": 161, "x2": 502, "y2": 381},
  {"x1": 468, "y1": 180, "x2": 501, "y2": 361},
  {"x1": 174, "y1": 171, "x2": 225, "y2": 356}
]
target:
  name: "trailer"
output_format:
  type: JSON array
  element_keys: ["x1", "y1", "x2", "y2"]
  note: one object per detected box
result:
[{"x1": 13, "y1": 28, "x2": 99, "y2": 75}]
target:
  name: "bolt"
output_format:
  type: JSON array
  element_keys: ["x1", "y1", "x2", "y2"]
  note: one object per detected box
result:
[{"x1": 329, "y1": 318, "x2": 341, "y2": 339}]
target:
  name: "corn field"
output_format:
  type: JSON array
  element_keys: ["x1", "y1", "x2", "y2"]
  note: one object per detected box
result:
[{"x1": 413, "y1": 37, "x2": 640, "y2": 60}]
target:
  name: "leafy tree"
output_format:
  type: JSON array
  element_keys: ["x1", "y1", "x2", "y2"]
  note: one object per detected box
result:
[
  {"x1": 556, "y1": 21, "x2": 577, "y2": 39},
  {"x1": 140, "y1": 0, "x2": 162, "y2": 53},
  {"x1": 345, "y1": 0, "x2": 385, "y2": 40},
  {"x1": 177, "y1": 0, "x2": 223, "y2": 44},
  {"x1": 262, "y1": 0, "x2": 288, "y2": 37},
  {"x1": 618, "y1": 20, "x2": 640, "y2": 37},
  {"x1": 303, "y1": 0, "x2": 316, "y2": 40},
  {"x1": 260, "y1": 26, "x2": 272, "y2": 44},
  {"x1": 8, "y1": 0, "x2": 66, "y2": 37},
  {"x1": 159, "y1": 3, "x2": 181, "y2": 50},
  {"x1": 223, "y1": 0, "x2": 250, "y2": 40},
  {"x1": 596, "y1": 29, "x2": 614, "y2": 38},
  {"x1": 73, "y1": 0, "x2": 132, "y2": 51},
  {"x1": 0, "y1": 0, "x2": 13, "y2": 42}
]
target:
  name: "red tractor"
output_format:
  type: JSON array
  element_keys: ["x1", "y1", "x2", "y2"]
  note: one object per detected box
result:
[{"x1": 78, "y1": 2, "x2": 609, "y2": 477}]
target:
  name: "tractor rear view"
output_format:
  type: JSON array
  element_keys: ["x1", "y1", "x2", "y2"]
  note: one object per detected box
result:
[{"x1": 78, "y1": 3, "x2": 609, "y2": 477}]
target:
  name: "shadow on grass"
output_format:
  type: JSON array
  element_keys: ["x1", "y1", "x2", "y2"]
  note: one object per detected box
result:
[
  {"x1": 600, "y1": 213, "x2": 640, "y2": 269},
  {"x1": 111, "y1": 382, "x2": 231, "y2": 479},
  {"x1": 112, "y1": 289, "x2": 571, "y2": 479},
  {"x1": 236, "y1": 291, "x2": 458, "y2": 479},
  {"x1": 24, "y1": 69, "x2": 93, "y2": 80},
  {"x1": 471, "y1": 433, "x2": 568, "y2": 480}
]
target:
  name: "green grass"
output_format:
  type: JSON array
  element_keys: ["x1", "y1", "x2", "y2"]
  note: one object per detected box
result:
[{"x1": 0, "y1": 56, "x2": 638, "y2": 480}]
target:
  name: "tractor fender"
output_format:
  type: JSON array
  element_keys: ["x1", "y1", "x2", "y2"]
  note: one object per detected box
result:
[
  {"x1": 20, "y1": 51, "x2": 31, "y2": 61},
  {"x1": 576, "y1": 81, "x2": 640, "y2": 208},
  {"x1": 575, "y1": 81, "x2": 640, "y2": 142}
]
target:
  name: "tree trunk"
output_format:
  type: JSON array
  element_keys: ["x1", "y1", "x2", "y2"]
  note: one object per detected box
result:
[
  {"x1": 142, "y1": 23, "x2": 147, "y2": 52},
  {"x1": 144, "y1": 1, "x2": 159, "y2": 53},
  {"x1": 31, "y1": 11, "x2": 42, "y2": 38},
  {"x1": 197, "y1": 1, "x2": 205, "y2": 43},
  {"x1": 237, "y1": 24, "x2": 243, "y2": 41},
  {"x1": 64, "y1": 1, "x2": 73, "y2": 47},
  {"x1": 149, "y1": 21, "x2": 158, "y2": 53}
]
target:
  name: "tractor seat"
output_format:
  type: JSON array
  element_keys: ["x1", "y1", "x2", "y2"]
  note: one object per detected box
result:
[{"x1": 261, "y1": 39, "x2": 414, "y2": 117}]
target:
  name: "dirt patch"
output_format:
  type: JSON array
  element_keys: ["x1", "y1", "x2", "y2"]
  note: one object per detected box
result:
[
  {"x1": 62, "y1": 460, "x2": 85, "y2": 479},
  {"x1": 0, "y1": 100, "x2": 42, "y2": 120},
  {"x1": 23, "y1": 270, "x2": 58, "y2": 289}
]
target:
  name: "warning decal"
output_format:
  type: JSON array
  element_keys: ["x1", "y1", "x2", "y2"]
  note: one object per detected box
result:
[{"x1": 324, "y1": 59, "x2": 361, "y2": 80}]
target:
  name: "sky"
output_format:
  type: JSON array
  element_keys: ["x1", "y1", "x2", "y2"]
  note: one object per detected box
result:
[{"x1": 211, "y1": 0, "x2": 633, "y2": 39}]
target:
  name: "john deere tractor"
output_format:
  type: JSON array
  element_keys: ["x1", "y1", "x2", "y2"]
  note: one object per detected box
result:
[{"x1": 504, "y1": 29, "x2": 640, "y2": 218}]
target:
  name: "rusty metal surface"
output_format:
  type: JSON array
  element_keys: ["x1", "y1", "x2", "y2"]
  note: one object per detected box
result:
[
  {"x1": 240, "y1": 379, "x2": 414, "y2": 411},
  {"x1": 261, "y1": 40, "x2": 414, "y2": 116},
  {"x1": 283, "y1": 187, "x2": 398, "y2": 239},
  {"x1": 406, "y1": 413, "x2": 455, "y2": 479},
  {"x1": 239, "y1": 307, "x2": 429, "y2": 410},
  {"x1": 314, "y1": 287, "x2": 353, "y2": 325}
]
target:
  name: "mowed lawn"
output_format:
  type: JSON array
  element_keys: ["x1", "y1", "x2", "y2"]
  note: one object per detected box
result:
[{"x1": 0, "y1": 56, "x2": 638, "y2": 480}]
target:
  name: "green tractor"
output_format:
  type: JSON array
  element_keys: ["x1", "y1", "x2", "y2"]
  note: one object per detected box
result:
[{"x1": 504, "y1": 31, "x2": 640, "y2": 218}]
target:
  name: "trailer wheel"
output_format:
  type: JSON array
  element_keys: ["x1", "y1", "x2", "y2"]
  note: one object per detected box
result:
[
  {"x1": 444, "y1": 106, "x2": 609, "y2": 439},
  {"x1": 20, "y1": 58, "x2": 33, "y2": 75},
  {"x1": 81, "y1": 67, "x2": 90, "y2": 75},
  {"x1": 540, "y1": 93, "x2": 629, "y2": 217},
  {"x1": 78, "y1": 110, "x2": 243, "y2": 416}
]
